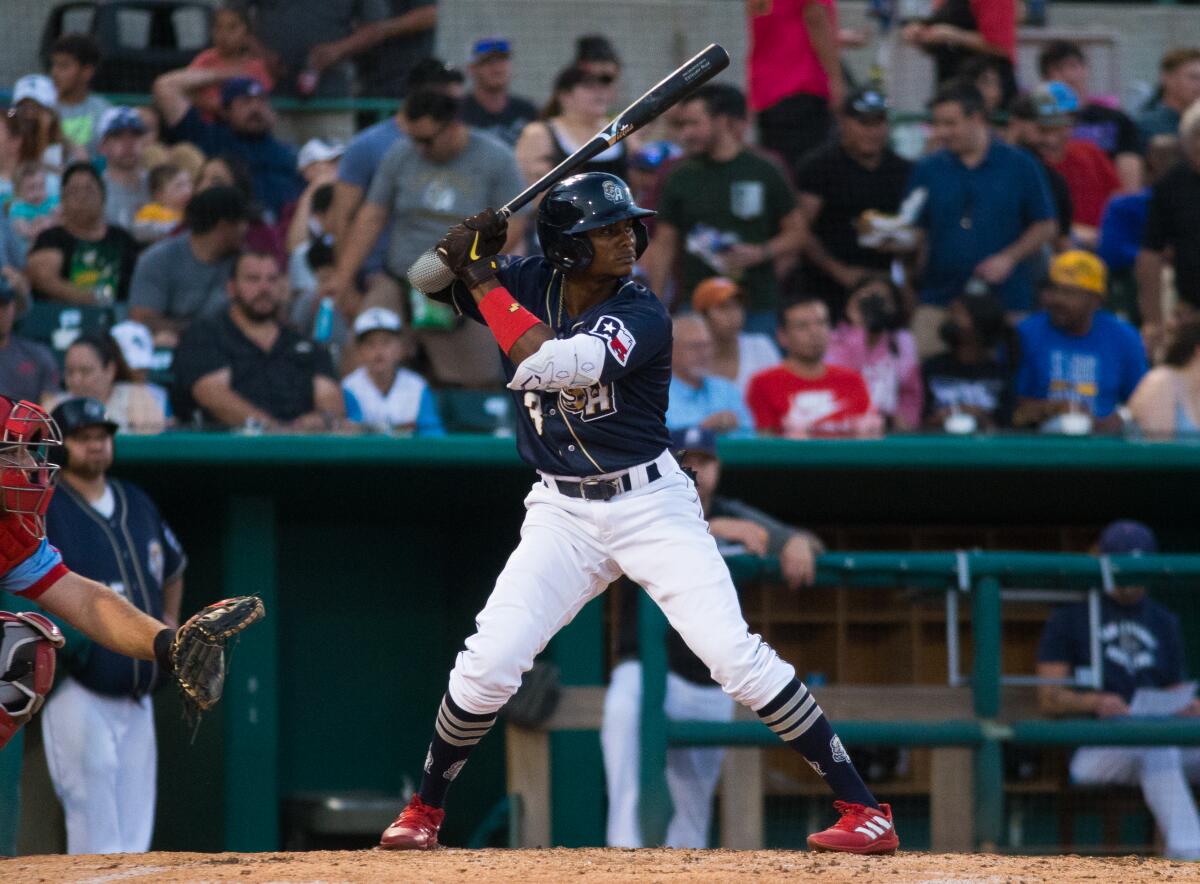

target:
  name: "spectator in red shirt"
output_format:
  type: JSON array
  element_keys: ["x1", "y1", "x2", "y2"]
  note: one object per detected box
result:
[
  {"x1": 1034, "y1": 82, "x2": 1121, "y2": 248},
  {"x1": 746, "y1": 0, "x2": 843, "y2": 176},
  {"x1": 747, "y1": 294, "x2": 880, "y2": 438}
]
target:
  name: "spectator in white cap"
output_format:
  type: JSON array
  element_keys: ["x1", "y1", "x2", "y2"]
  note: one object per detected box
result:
[
  {"x1": 9, "y1": 73, "x2": 83, "y2": 176},
  {"x1": 98, "y1": 107, "x2": 150, "y2": 229},
  {"x1": 109, "y1": 319, "x2": 171, "y2": 417},
  {"x1": 285, "y1": 139, "x2": 344, "y2": 254},
  {"x1": 342, "y1": 307, "x2": 444, "y2": 435}
]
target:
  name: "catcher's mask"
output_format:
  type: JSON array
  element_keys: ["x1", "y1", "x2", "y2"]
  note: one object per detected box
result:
[
  {"x1": 0, "y1": 396, "x2": 61, "y2": 539},
  {"x1": 536, "y1": 172, "x2": 655, "y2": 273},
  {"x1": 0, "y1": 611, "x2": 64, "y2": 750}
]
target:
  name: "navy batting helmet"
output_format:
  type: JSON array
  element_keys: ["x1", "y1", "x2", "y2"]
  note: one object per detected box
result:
[{"x1": 536, "y1": 172, "x2": 655, "y2": 273}]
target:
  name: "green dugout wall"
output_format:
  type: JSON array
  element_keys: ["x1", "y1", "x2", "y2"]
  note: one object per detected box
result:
[{"x1": 3, "y1": 433, "x2": 1200, "y2": 853}]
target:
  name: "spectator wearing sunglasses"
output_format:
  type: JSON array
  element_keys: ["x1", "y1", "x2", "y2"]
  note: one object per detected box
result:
[
  {"x1": 323, "y1": 89, "x2": 527, "y2": 386},
  {"x1": 516, "y1": 64, "x2": 630, "y2": 191},
  {"x1": 461, "y1": 37, "x2": 538, "y2": 148}
]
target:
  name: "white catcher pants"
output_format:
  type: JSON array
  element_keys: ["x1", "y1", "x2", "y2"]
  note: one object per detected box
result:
[
  {"x1": 447, "y1": 450, "x2": 796, "y2": 716},
  {"x1": 602, "y1": 659, "x2": 735, "y2": 847},
  {"x1": 1071, "y1": 745, "x2": 1200, "y2": 860},
  {"x1": 41, "y1": 675, "x2": 157, "y2": 854}
]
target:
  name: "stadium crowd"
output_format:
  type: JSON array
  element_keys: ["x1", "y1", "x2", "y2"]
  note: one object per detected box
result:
[{"x1": 0, "y1": 6, "x2": 1198, "y2": 440}]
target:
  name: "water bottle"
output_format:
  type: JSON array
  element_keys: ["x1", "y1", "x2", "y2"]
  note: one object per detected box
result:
[{"x1": 313, "y1": 296, "x2": 335, "y2": 343}]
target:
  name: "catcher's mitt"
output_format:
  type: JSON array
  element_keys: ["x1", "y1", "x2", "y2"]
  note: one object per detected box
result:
[{"x1": 170, "y1": 596, "x2": 265, "y2": 720}]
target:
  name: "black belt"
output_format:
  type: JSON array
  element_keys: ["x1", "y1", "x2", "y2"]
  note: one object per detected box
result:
[{"x1": 554, "y1": 462, "x2": 662, "y2": 501}]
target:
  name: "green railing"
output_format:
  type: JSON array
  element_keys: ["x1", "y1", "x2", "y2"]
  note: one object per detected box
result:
[{"x1": 637, "y1": 551, "x2": 1200, "y2": 850}]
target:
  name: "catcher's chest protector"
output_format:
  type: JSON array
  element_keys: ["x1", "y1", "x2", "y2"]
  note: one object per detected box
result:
[{"x1": 0, "y1": 513, "x2": 42, "y2": 573}]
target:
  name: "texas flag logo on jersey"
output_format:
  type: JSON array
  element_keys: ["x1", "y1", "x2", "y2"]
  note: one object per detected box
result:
[{"x1": 589, "y1": 315, "x2": 636, "y2": 366}]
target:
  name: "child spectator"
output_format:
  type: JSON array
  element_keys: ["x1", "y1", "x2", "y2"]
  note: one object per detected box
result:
[
  {"x1": 342, "y1": 308, "x2": 444, "y2": 436},
  {"x1": 289, "y1": 233, "x2": 349, "y2": 356},
  {"x1": 826, "y1": 275, "x2": 923, "y2": 431},
  {"x1": 922, "y1": 285, "x2": 1015, "y2": 431},
  {"x1": 131, "y1": 164, "x2": 193, "y2": 243},
  {"x1": 187, "y1": 6, "x2": 274, "y2": 121},
  {"x1": 6, "y1": 161, "x2": 60, "y2": 250},
  {"x1": 747, "y1": 294, "x2": 880, "y2": 438},
  {"x1": 693, "y1": 276, "x2": 779, "y2": 394},
  {"x1": 48, "y1": 34, "x2": 111, "y2": 155}
]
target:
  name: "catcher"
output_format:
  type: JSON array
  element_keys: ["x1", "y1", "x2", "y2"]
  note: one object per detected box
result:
[{"x1": 0, "y1": 394, "x2": 263, "y2": 752}]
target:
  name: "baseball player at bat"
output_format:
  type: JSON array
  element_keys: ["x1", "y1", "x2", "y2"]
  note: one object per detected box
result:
[
  {"x1": 379, "y1": 171, "x2": 900, "y2": 855},
  {"x1": 0, "y1": 395, "x2": 263, "y2": 754}
]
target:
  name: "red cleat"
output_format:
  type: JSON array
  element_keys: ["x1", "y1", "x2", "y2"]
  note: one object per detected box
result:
[
  {"x1": 807, "y1": 801, "x2": 899, "y2": 855},
  {"x1": 379, "y1": 794, "x2": 446, "y2": 850}
]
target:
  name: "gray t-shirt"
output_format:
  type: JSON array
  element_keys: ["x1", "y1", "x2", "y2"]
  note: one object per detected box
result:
[
  {"x1": 104, "y1": 171, "x2": 150, "y2": 231},
  {"x1": 128, "y1": 235, "x2": 235, "y2": 323},
  {"x1": 58, "y1": 94, "x2": 113, "y2": 155},
  {"x1": 234, "y1": 0, "x2": 386, "y2": 97},
  {"x1": 367, "y1": 130, "x2": 524, "y2": 277},
  {"x1": 0, "y1": 337, "x2": 59, "y2": 403}
]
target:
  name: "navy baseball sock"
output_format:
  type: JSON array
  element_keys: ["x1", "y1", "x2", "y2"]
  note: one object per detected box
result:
[
  {"x1": 417, "y1": 693, "x2": 497, "y2": 808},
  {"x1": 758, "y1": 679, "x2": 878, "y2": 809}
]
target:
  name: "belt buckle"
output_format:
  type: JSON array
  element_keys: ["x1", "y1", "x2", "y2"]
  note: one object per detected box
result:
[{"x1": 579, "y1": 476, "x2": 620, "y2": 501}]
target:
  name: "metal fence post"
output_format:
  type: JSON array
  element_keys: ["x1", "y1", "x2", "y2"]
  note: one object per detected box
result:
[
  {"x1": 972, "y1": 575, "x2": 1004, "y2": 850},
  {"x1": 637, "y1": 588, "x2": 671, "y2": 846}
]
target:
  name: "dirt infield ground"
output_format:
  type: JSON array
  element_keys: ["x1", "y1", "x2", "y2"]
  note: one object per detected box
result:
[{"x1": 4, "y1": 849, "x2": 1197, "y2": 883}]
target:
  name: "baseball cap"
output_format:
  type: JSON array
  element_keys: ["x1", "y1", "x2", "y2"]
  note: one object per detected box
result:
[
  {"x1": 221, "y1": 77, "x2": 266, "y2": 108},
  {"x1": 99, "y1": 106, "x2": 147, "y2": 141},
  {"x1": 470, "y1": 37, "x2": 511, "y2": 64},
  {"x1": 1049, "y1": 250, "x2": 1107, "y2": 295},
  {"x1": 630, "y1": 139, "x2": 682, "y2": 172},
  {"x1": 670, "y1": 426, "x2": 718, "y2": 459},
  {"x1": 354, "y1": 307, "x2": 403, "y2": 338},
  {"x1": 842, "y1": 87, "x2": 889, "y2": 120},
  {"x1": 12, "y1": 74, "x2": 56, "y2": 110},
  {"x1": 297, "y1": 138, "x2": 346, "y2": 171},
  {"x1": 691, "y1": 277, "x2": 742, "y2": 312},
  {"x1": 109, "y1": 320, "x2": 155, "y2": 370},
  {"x1": 50, "y1": 397, "x2": 118, "y2": 437},
  {"x1": 1033, "y1": 81, "x2": 1079, "y2": 125},
  {"x1": 1098, "y1": 520, "x2": 1159, "y2": 555}
]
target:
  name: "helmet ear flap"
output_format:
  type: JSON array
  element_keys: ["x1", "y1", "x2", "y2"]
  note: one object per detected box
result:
[
  {"x1": 545, "y1": 233, "x2": 594, "y2": 273},
  {"x1": 633, "y1": 220, "x2": 649, "y2": 259}
]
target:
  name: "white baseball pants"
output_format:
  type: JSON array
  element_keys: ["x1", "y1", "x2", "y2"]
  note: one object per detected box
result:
[
  {"x1": 447, "y1": 450, "x2": 796, "y2": 716},
  {"x1": 41, "y1": 676, "x2": 156, "y2": 854},
  {"x1": 1071, "y1": 745, "x2": 1200, "y2": 860},
  {"x1": 601, "y1": 659, "x2": 735, "y2": 847}
]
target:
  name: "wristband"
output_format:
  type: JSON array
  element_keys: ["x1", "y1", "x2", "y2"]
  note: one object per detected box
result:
[
  {"x1": 479, "y1": 286, "x2": 542, "y2": 353},
  {"x1": 154, "y1": 627, "x2": 177, "y2": 673}
]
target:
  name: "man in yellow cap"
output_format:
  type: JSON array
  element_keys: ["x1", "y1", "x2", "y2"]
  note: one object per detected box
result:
[{"x1": 1013, "y1": 250, "x2": 1147, "y2": 431}]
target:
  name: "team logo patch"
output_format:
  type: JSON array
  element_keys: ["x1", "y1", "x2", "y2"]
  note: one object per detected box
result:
[
  {"x1": 424, "y1": 747, "x2": 434, "y2": 773},
  {"x1": 830, "y1": 735, "x2": 850, "y2": 764},
  {"x1": 559, "y1": 382, "x2": 618, "y2": 422},
  {"x1": 602, "y1": 179, "x2": 624, "y2": 204},
  {"x1": 589, "y1": 315, "x2": 636, "y2": 366},
  {"x1": 147, "y1": 540, "x2": 164, "y2": 584},
  {"x1": 443, "y1": 759, "x2": 468, "y2": 782},
  {"x1": 808, "y1": 760, "x2": 826, "y2": 777}
]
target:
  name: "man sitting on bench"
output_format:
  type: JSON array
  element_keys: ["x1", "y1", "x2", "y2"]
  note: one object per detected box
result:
[{"x1": 1036, "y1": 520, "x2": 1200, "y2": 860}]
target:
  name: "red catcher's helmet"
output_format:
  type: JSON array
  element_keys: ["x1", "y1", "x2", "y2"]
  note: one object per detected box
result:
[{"x1": 0, "y1": 396, "x2": 62, "y2": 539}]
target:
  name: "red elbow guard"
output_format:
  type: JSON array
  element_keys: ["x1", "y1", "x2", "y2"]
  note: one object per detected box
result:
[{"x1": 478, "y1": 286, "x2": 542, "y2": 353}]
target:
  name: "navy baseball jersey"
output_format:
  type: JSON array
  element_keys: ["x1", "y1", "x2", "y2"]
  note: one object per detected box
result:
[
  {"x1": 1037, "y1": 595, "x2": 1185, "y2": 703},
  {"x1": 447, "y1": 256, "x2": 673, "y2": 476},
  {"x1": 46, "y1": 480, "x2": 186, "y2": 697}
]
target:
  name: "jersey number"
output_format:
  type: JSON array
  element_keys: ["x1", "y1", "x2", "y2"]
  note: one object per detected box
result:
[{"x1": 524, "y1": 392, "x2": 544, "y2": 435}]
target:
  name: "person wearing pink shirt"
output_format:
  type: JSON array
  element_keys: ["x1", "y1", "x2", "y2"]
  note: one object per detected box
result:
[
  {"x1": 188, "y1": 7, "x2": 274, "y2": 121},
  {"x1": 826, "y1": 276, "x2": 923, "y2": 430},
  {"x1": 746, "y1": 0, "x2": 843, "y2": 177}
]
